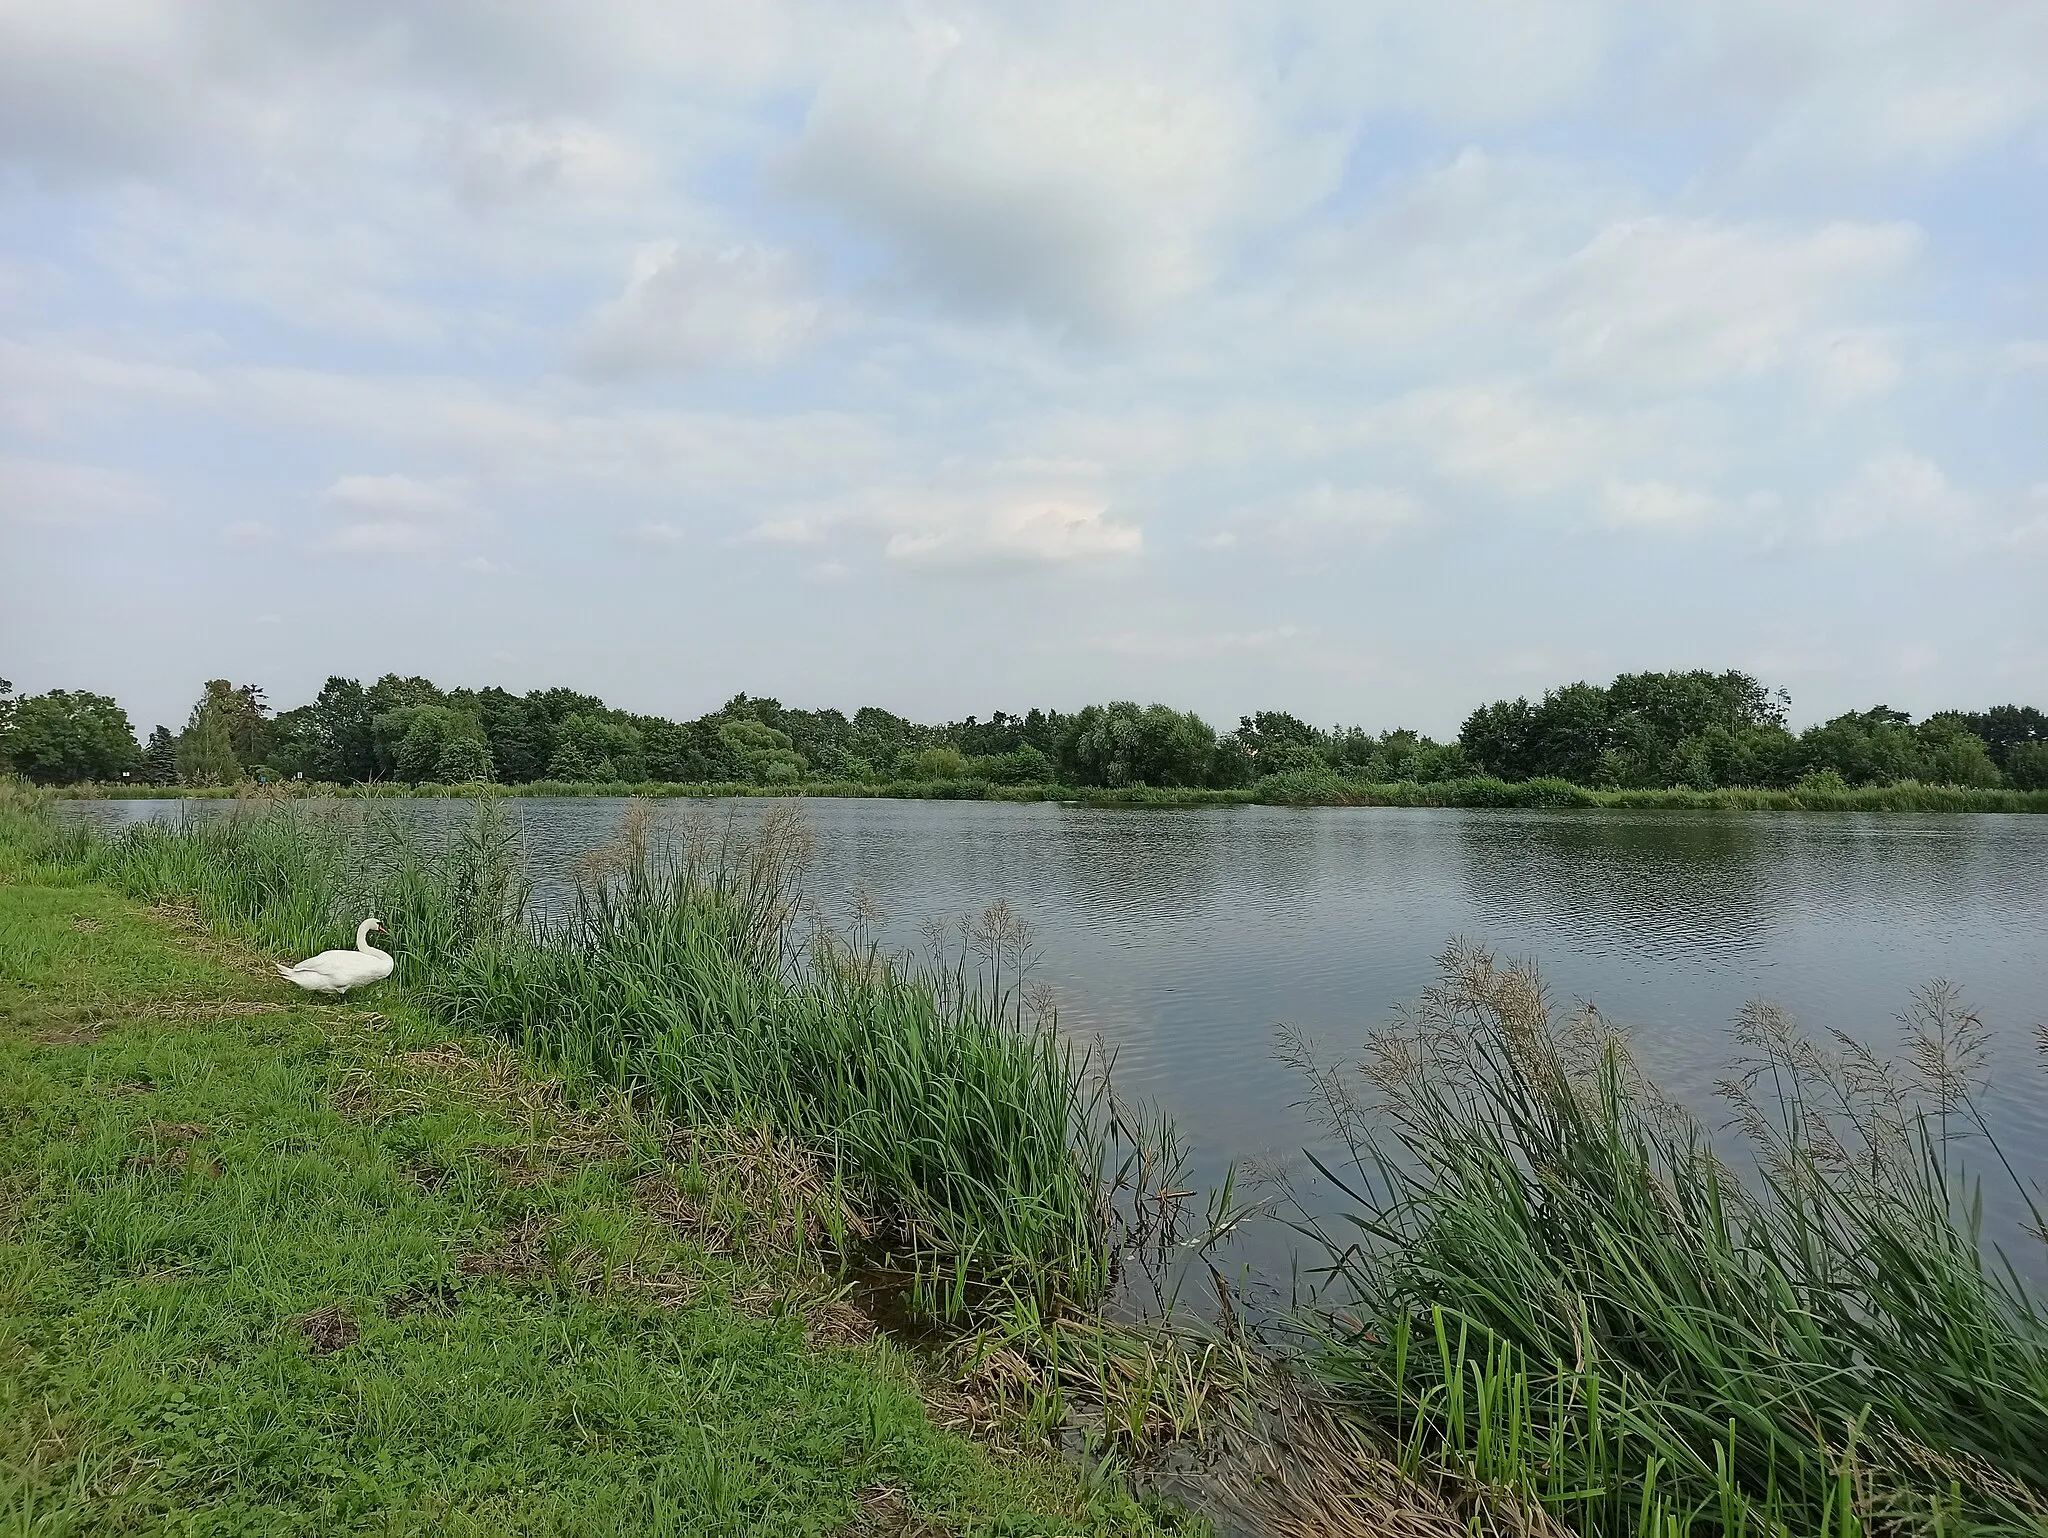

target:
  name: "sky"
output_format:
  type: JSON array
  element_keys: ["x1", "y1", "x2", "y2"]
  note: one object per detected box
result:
[{"x1": 1, "y1": 1, "x2": 2044, "y2": 740}]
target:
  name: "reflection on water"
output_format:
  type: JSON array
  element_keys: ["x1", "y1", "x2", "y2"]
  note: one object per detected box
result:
[{"x1": 63, "y1": 797, "x2": 2048, "y2": 1253}]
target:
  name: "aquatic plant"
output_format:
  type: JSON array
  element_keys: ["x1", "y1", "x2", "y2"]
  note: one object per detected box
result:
[
  {"x1": 1288, "y1": 941, "x2": 2048, "y2": 1536},
  {"x1": 439, "y1": 804, "x2": 1142, "y2": 1316}
]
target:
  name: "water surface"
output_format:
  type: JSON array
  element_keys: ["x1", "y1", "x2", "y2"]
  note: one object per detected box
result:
[{"x1": 68, "y1": 797, "x2": 2048, "y2": 1273}]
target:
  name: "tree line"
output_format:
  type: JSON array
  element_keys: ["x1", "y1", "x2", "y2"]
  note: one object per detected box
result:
[{"x1": 2, "y1": 670, "x2": 2044, "y2": 793}]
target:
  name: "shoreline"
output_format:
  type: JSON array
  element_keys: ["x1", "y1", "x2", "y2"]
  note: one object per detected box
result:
[{"x1": 56, "y1": 774, "x2": 2048, "y2": 813}]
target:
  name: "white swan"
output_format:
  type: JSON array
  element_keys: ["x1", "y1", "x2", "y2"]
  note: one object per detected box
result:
[{"x1": 277, "y1": 918, "x2": 394, "y2": 996}]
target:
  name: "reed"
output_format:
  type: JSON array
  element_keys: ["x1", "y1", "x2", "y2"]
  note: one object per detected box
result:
[
  {"x1": 39, "y1": 792, "x2": 1143, "y2": 1324},
  {"x1": 440, "y1": 805, "x2": 1137, "y2": 1317},
  {"x1": 1288, "y1": 942, "x2": 2048, "y2": 1536}
]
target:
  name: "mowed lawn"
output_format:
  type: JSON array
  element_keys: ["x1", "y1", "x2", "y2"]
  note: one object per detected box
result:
[{"x1": 0, "y1": 873, "x2": 1186, "y2": 1536}]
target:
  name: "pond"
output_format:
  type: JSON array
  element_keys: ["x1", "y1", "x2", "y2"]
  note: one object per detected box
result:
[{"x1": 66, "y1": 796, "x2": 2048, "y2": 1284}]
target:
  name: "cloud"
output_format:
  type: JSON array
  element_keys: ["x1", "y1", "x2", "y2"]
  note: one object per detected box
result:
[
  {"x1": 1811, "y1": 333, "x2": 1904, "y2": 404},
  {"x1": 1066, "y1": 624, "x2": 1303, "y2": 664},
  {"x1": 0, "y1": 338, "x2": 211, "y2": 436},
  {"x1": 434, "y1": 114, "x2": 646, "y2": 210},
  {"x1": 323, "y1": 473, "x2": 467, "y2": 517},
  {"x1": 315, "y1": 520, "x2": 441, "y2": 555},
  {"x1": 1375, "y1": 385, "x2": 1629, "y2": 496},
  {"x1": 628, "y1": 522, "x2": 685, "y2": 545},
  {"x1": 318, "y1": 472, "x2": 468, "y2": 555},
  {"x1": 1209, "y1": 483, "x2": 1423, "y2": 553},
  {"x1": 1700, "y1": 3, "x2": 2048, "y2": 170},
  {"x1": 0, "y1": 455, "x2": 158, "y2": 525},
  {"x1": 1810, "y1": 451, "x2": 1973, "y2": 545},
  {"x1": 1599, "y1": 478, "x2": 1720, "y2": 534},
  {"x1": 782, "y1": 8, "x2": 1342, "y2": 334},
  {"x1": 576, "y1": 242, "x2": 826, "y2": 377},
  {"x1": 1540, "y1": 217, "x2": 1922, "y2": 390},
  {"x1": 884, "y1": 500, "x2": 1141, "y2": 569},
  {"x1": 2007, "y1": 484, "x2": 2048, "y2": 551}
]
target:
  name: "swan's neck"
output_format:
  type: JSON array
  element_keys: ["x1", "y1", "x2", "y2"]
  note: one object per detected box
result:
[{"x1": 356, "y1": 920, "x2": 377, "y2": 951}]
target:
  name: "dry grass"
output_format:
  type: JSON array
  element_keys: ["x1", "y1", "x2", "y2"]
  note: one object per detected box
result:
[{"x1": 292, "y1": 1304, "x2": 360, "y2": 1354}]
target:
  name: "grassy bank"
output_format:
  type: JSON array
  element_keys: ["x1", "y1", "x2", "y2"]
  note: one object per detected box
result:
[
  {"x1": 1288, "y1": 941, "x2": 2048, "y2": 1537},
  {"x1": 64, "y1": 775, "x2": 2048, "y2": 812},
  {"x1": 0, "y1": 792, "x2": 1198, "y2": 1534},
  {"x1": 31, "y1": 795, "x2": 1162, "y2": 1324}
]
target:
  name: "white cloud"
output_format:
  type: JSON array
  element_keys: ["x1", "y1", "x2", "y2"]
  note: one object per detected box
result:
[
  {"x1": 1376, "y1": 386, "x2": 1628, "y2": 496},
  {"x1": 1541, "y1": 217, "x2": 1922, "y2": 390},
  {"x1": 749, "y1": 517, "x2": 820, "y2": 545},
  {"x1": 1599, "y1": 479, "x2": 1720, "y2": 534},
  {"x1": 1211, "y1": 483, "x2": 1423, "y2": 553},
  {"x1": 783, "y1": 7, "x2": 1344, "y2": 334},
  {"x1": 576, "y1": 242, "x2": 826, "y2": 377},
  {"x1": 884, "y1": 499, "x2": 1141, "y2": 569},
  {"x1": 1810, "y1": 451, "x2": 1974, "y2": 545},
  {"x1": 435, "y1": 115, "x2": 647, "y2": 210},
  {"x1": 1067, "y1": 624, "x2": 1303, "y2": 664},
  {"x1": 323, "y1": 473, "x2": 468, "y2": 517},
  {"x1": 0, "y1": 455, "x2": 158, "y2": 525},
  {"x1": 1811, "y1": 333, "x2": 1904, "y2": 404},
  {"x1": 315, "y1": 520, "x2": 441, "y2": 555},
  {"x1": 0, "y1": 338, "x2": 211, "y2": 436},
  {"x1": 1696, "y1": 3, "x2": 2048, "y2": 170},
  {"x1": 318, "y1": 473, "x2": 468, "y2": 555},
  {"x1": 3, "y1": 2, "x2": 2042, "y2": 732},
  {"x1": 2007, "y1": 484, "x2": 2048, "y2": 551}
]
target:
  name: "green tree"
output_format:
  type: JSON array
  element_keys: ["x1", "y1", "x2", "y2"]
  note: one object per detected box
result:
[
  {"x1": 366, "y1": 676, "x2": 448, "y2": 777},
  {"x1": 905, "y1": 745, "x2": 972, "y2": 780},
  {"x1": 1059, "y1": 703, "x2": 1217, "y2": 787},
  {"x1": 141, "y1": 725, "x2": 178, "y2": 785},
  {"x1": 971, "y1": 744, "x2": 1052, "y2": 785},
  {"x1": 1915, "y1": 714, "x2": 2001, "y2": 788},
  {"x1": 0, "y1": 678, "x2": 15, "y2": 772},
  {"x1": 178, "y1": 681, "x2": 271, "y2": 769},
  {"x1": 1527, "y1": 682, "x2": 1612, "y2": 784},
  {"x1": 385, "y1": 705, "x2": 495, "y2": 783},
  {"x1": 1459, "y1": 698, "x2": 1538, "y2": 780},
  {"x1": 177, "y1": 695, "x2": 242, "y2": 786},
  {"x1": 546, "y1": 713, "x2": 647, "y2": 782},
  {"x1": 2006, "y1": 741, "x2": 2048, "y2": 790},
  {"x1": 304, "y1": 677, "x2": 377, "y2": 782},
  {"x1": 642, "y1": 718, "x2": 731, "y2": 782},
  {"x1": 431, "y1": 729, "x2": 495, "y2": 784},
  {"x1": 1958, "y1": 705, "x2": 2047, "y2": 771},
  {"x1": 716, "y1": 717, "x2": 805, "y2": 784},
  {"x1": 1799, "y1": 707, "x2": 1923, "y2": 786},
  {"x1": 7, "y1": 690, "x2": 141, "y2": 785}
]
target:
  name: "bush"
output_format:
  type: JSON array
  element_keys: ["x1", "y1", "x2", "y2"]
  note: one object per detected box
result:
[{"x1": 1513, "y1": 776, "x2": 1598, "y2": 807}]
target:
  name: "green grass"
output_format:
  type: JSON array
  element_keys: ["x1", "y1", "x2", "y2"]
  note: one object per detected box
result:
[
  {"x1": 1288, "y1": 941, "x2": 2048, "y2": 1537},
  {"x1": 437, "y1": 807, "x2": 1147, "y2": 1323},
  {"x1": 0, "y1": 806, "x2": 1197, "y2": 1534},
  {"x1": 44, "y1": 794, "x2": 1164, "y2": 1330},
  {"x1": 67, "y1": 776, "x2": 2048, "y2": 812}
]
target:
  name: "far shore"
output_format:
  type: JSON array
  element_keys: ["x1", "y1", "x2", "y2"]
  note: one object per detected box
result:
[{"x1": 56, "y1": 774, "x2": 2048, "y2": 813}]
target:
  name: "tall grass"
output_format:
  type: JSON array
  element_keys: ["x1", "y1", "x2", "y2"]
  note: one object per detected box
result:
[
  {"x1": 24, "y1": 790, "x2": 1146, "y2": 1323},
  {"x1": 1288, "y1": 942, "x2": 2048, "y2": 1536},
  {"x1": 442, "y1": 804, "x2": 1140, "y2": 1317},
  {"x1": 69, "y1": 793, "x2": 527, "y2": 980}
]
